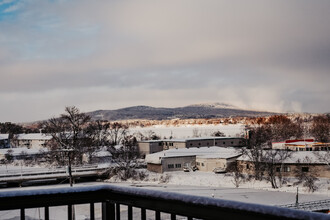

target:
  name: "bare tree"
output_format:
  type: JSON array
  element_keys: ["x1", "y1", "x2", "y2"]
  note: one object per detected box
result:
[
  {"x1": 227, "y1": 161, "x2": 245, "y2": 188},
  {"x1": 244, "y1": 124, "x2": 272, "y2": 180},
  {"x1": 43, "y1": 106, "x2": 93, "y2": 165},
  {"x1": 211, "y1": 130, "x2": 226, "y2": 137},
  {"x1": 294, "y1": 157, "x2": 319, "y2": 192},
  {"x1": 108, "y1": 134, "x2": 142, "y2": 180},
  {"x1": 264, "y1": 150, "x2": 292, "y2": 188},
  {"x1": 108, "y1": 122, "x2": 128, "y2": 146},
  {"x1": 192, "y1": 128, "x2": 201, "y2": 137},
  {"x1": 3, "y1": 149, "x2": 14, "y2": 171},
  {"x1": 310, "y1": 115, "x2": 330, "y2": 143}
]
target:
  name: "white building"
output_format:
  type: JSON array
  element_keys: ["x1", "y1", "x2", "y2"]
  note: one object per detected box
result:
[
  {"x1": 272, "y1": 139, "x2": 330, "y2": 151},
  {"x1": 14, "y1": 133, "x2": 52, "y2": 149},
  {"x1": 146, "y1": 146, "x2": 241, "y2": 173}
]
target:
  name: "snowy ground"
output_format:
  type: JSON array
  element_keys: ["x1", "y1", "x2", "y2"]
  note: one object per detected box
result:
[
  {"x1": 129, "y1": 124, "x2": 245, "y2": 139},
  {"x1": 108, "y1": 170, "x2": 330, "y2": 201},
  {"x1": 1, "y1": 170, "x2": 330, "y2": 220}
]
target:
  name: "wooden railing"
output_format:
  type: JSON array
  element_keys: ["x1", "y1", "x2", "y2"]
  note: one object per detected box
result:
[{"x1": 0, "y1": 184, "x2": 328, "y2": 220}]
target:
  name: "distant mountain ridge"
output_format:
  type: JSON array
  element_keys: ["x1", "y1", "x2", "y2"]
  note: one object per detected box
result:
[{"x1": 87, "y1": 103, "x2": 278, "y2": 121}]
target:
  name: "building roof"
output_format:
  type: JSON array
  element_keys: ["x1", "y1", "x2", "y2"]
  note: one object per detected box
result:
[
  {"x1": 141, "y1": 137, "x2": 243, "y2": 143},
  {"x1": 237, "y1": 151, "x2": 328, "y2": 164},
  {"x1": 0, "y1": 147, "x2": 47, "y2": 156},
  {"x1": 0, "y1": 134, "x2": 9, "y2": 140},
  {"x1": 16, "y1": 133, "x2": 52, "y2": 140},
  {"x1": 145, "y1": 146, "x2": 241, "y2": 164}
]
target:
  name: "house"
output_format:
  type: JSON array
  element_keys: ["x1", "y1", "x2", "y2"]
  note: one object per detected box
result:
[
  {"x1": 138, "y1": 137, "x2": 244, "y2": 156},
  {"x1": 236, "y1": 151, "x2": 330, "y2": 178},
  {"x1": 138, "y1": 140, "x2": 163, "y2": 157},
  {"x1": 0, "y1": 147, "x2": 47, "y2": 161},
  {"x1": 145, "y1": 146, "x2": 241, "y2": 173},
  {"x1": 162, "y1": 137, "x2": 244, "y2": 150},
  {"x1": 0, "y1": 134, "x2": 10, "y2": 149},
  {"x1": 196, "y1": 153, "x2": 241, "y2": 172},
  {"x1": 13, "y1": 133, "x2": 52, "y2": 149},
  {"x1": 272, "y1": 139, "x2": 330, "y2": 151}
]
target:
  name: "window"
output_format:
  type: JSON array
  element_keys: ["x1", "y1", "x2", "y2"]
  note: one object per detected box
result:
[
  {"x1": 190, "y1": 143, "x2": 193, "y2": 146},
  {"x1": 302, "y1": 167, "x2": 309, "y2": 172},
  {"x1": 223, "y1": 142, "x2": 226, "y2": 145},
  {"x1": 207, "y1": 142, "x2": 209, "y2": 146},
  {"x1": 284, "y1": 167, "x2": 291, "y2": 172},
  {"x1": 202, "y1": 163, "x2": 204, "y2": 166},
  {"x1": 246, "y1": 164, "x2": 250, "y2": 169},
  {"x1": 198, "y1": 143, "x2": 201, "y2": 146},
  {"x1": 276, "y1": 167, "x2": 281, "y2": 172},
  {"x1": 231, "y1": 141, "x2": 234, "y2": 144},
  {"x1": 168, "y1": 164, "x2": 174, "y2": 169},
  {"x1": 175, "y1": 164, "x2": 181, "y2": 168},
  {"x1": 197, "y1": 162, "x2": 200, "y2": 166},
  {"x1": 215, "y1": 142, "x2": 217, "y2": 145}
]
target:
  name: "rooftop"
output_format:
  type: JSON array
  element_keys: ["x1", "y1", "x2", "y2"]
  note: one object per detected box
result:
[{"x1": 145, "y1": 146, "x2": 240, "y2": 164}]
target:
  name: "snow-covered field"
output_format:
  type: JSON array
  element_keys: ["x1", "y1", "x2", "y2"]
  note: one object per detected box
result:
[{"x1": 129, "y1": 123, "x2": 245, "y2": 139}]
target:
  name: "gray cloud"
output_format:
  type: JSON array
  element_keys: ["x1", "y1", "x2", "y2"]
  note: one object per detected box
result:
[{"x1": 0, "y1": 0, "x2": 330, "y2": 122}]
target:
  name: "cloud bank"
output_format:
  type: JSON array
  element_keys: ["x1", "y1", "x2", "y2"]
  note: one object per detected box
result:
[{"x1": 0, "y1": 0, "x2": 329, "y2": 122}]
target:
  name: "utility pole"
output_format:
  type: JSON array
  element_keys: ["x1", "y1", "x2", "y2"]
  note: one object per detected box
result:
[{"x1": 295, "y1": 187, "x2": 299, "y2": 207}]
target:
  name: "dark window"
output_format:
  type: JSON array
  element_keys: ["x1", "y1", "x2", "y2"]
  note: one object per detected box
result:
[
  {"x1": 202, "y1": 163, "x2": 204, "y2": 166},
  {"x1": 284, "y1": 167, "x2": 291, "y2": 172},
  {"x1": 197, "y1": 162, "x2": 200, "y2": 166},
  {"x1": 302, "y1": 167, "x2": 309, "y2": 172},
  {"x1": 246, "y1": 164, "x2": 250, "y2": 169},
  {"x1": 198, "y1": 143, "x2": 201, "y2": 146},
  {"x1": 168, "y1": 164, "x2": 174, "y2": 169},
  {"x1": 276, "y1": 167, "x2": 281, "y2": 172},
  {"x1": 215, "y1": 142, "x2": 217, "y2": 145},
  {"x1": 190, "y1": 143, "x2": 193, "y2": 146},
  {"x1": 175, "y1": 164, "x2": 181, "y2": 168},
  {"x1": 223, "y1": 142, "x2": 226, "y2": 144}
]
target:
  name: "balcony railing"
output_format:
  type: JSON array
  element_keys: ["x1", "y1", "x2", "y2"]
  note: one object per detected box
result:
[{"x1": 0, "y1": 184, "x2": 328, "y2": 220}]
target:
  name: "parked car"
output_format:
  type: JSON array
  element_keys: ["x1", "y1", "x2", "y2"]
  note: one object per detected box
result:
[
  {"x1": 213, "y1": 167, "x2": 226, "y2": 174},
  {"x1": 183, "y1": 167, "x2": 190, "y2": 172}
]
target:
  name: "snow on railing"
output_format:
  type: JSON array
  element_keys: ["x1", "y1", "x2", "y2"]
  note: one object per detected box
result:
[{"x1": 0, "y1": 184, "x2": 329, "y2": 220}]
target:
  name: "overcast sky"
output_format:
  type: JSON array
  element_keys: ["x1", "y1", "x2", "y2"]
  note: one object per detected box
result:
[{"x1": 0, "y1": 0, "x2": 330, "y2": 122}]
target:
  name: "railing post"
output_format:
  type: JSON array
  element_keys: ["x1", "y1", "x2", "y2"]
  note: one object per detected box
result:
[
  {"x1": 102, "y1": 200, "x2": 115, "y2": 220},
  {"x1": 90, "y1": 203, "x2": 95, "y2": 220},
  {"x1": 68, "y1": 205, "x2": 72, "y2": 220},
  {"x1": 45, "y1": 206, "x2": 49, "y2": 220},
  {"x1": 116, "y1": 203, "x2": 121, "y2": 220},
  {"x1": 155, "y1": 211, "x2": 161, "y2": 220},
  {"x1": 141, "y1": 208, "x2": 146, "y2": 220},
  {"x1": 20, "y1": 208, "x2": 25, "y2": 220},
  {"x1": 171, "y1": 213, "x2": 176, "y2": 220},
  {"x1": 128, "y1": 205, "x2": 132, "y2": 220}
]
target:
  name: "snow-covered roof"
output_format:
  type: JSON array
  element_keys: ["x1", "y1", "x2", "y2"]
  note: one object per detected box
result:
[
  {"x1": 237, "y1": 151, "x2": 327, "y2": 164},
  {"x1": 0, "y1": 147, "x2": 47, "y2": 156},
  {"x1": 145, "y1": 147, "x2": 241, "y2": 164},
  {"x1": 92, "y1": 150, "x2": 112, "y2": 157},
  {"x1": 285, "y1": 141, "x2": 329, "y2": 146},
  {"x1": 0, "y1": 134, "x2": 9, "y2": 140},
  {"x1": 16, "y1": 133, "x2": 52, "y2": 140},
  {"x1": 138, "y1": 137, "x2": 242, "y2": 143}
]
